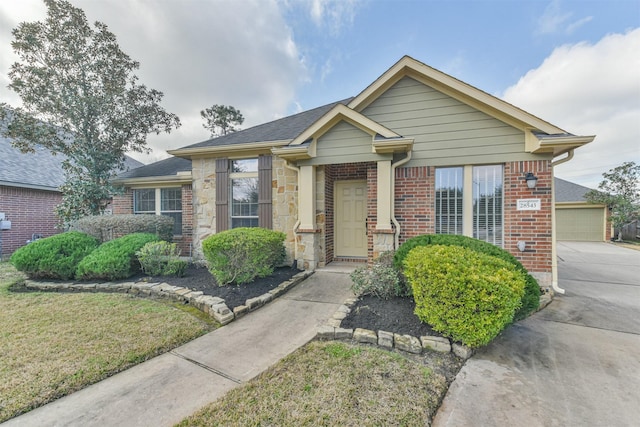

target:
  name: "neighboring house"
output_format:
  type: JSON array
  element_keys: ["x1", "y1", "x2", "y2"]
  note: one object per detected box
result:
[
  {"x1": 113, "y1": 56, "x2": 595, "y2": 289},
  {"x1": 555, "y1": 177, "x2": 611, "y2": 242},
  {"x1": 0, "y1": 135, "x2": 143, "y2": 259}
]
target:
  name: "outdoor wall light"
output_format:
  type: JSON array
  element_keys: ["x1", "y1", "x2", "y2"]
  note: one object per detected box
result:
[
  {"x1": 525, "y1": 172, "x2": 538, "y2": 189},
  {"x1": 517, "y1": 241, "x2": 526, "y2": 252}
]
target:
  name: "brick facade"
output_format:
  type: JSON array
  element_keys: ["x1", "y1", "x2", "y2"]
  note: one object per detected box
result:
[
  {"x1": 504, "y1": 160, "x2": 553, "y2": 277},
  {"x1": 389, "y1": 161, "x2": 553, "y2": 280},
  {"x1": 0, "y1": 185, "x2": 61, "y2": 259}
]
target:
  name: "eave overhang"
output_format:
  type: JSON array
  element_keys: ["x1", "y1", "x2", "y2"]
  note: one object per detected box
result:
[
  {"x1": 111, "y1": 172, "x2": 192, "y2": 187},
  {"x1": 372, "y1": 137, "x2": 414, "y2": 154},
  {"x1": 168, "y1": 140, "x2": 291, "y2": 159},
  {"x1": 525, "y1": 131, "x2": 596, "y2": 156}
]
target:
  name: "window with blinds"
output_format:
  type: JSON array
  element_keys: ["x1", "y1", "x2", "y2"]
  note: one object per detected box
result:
[
  {"x1": 435, "y1": 167, "x2": 464, "y2": 235},
  {"x1": 473, "y1": 165, "x2": 503, "y2": 246}
]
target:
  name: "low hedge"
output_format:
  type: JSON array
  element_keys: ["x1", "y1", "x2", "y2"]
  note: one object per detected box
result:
[
  {"x1": 136, "y1": 241, "x2": 186, "y2": 277},
  {"x1": 350, "y1": 251, "x2": 407, "y2": 299},
  {"x1": 202, "y1": 227, "x2": 286, "y2": 285},
  {"x1": 394, "y1": 234, "x2": 540, "y2": 320},
  {"x1": 71, "y1": 214, "x2": 174, "y2": 243},
  {"x1": 10, "y1": 231, "x2": 99, "y2": 280},
  {"x1": 75, "y1": 233, "x2": 160, "y2": 281},
  {"x1": 404, "y1": 245, "x2": 526, "y2": 348}
]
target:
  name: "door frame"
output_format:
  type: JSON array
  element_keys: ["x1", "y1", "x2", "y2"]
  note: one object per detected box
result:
[{"x1": 333, "y1": 179, "x2": 368, "y2": 259}]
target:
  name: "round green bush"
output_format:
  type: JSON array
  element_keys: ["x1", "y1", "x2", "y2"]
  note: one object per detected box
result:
[
  {"x1": 404, "y1": 245, "x2": 526, "y2": 348},
  {"x1": 136, "y1": 241, "x2": 184, "y2": 276},
  {"x1": 10, "y1": 231, "x2": 99, "y2": 280},
  {"x1": 394, "y1": 234, "x2": 540, "y2": 320},
  {"x1": 202, "y1": 227, "x2": 286, "y2": 285},
  {"x1": 75, "y1": 233, "x2": 159, "y2": 281}
]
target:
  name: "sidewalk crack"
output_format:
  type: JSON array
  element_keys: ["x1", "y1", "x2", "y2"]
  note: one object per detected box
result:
[{"x1": 169, "y1": 351, "x2": 242, "y2": 384}]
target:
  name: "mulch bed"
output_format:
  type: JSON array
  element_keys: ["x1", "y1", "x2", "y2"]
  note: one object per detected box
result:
[
  {"x1": 341, "y1": 295, "x2": 437, "y2": 337},
  {"x1": 145, "y1": 267, "x2": 436, "y2": 336},
  {"x1": 141, "y1": 265, "x2": 300, "y2": 310}
]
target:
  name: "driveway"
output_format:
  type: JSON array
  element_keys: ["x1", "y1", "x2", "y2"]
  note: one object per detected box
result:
[{"x1": 434, "y1": 242, "x2": 640, "y2": 427}]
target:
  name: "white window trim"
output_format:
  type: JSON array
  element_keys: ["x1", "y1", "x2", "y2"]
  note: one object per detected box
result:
[
  {"x1": 229, "y1": 159, "x2": 259, "y2": 228},
  {"x1": 437, "y1": 164, "x2": 504, "y2": 246},
  {"x1": 133, "y1": 188, "x2": 183, "y2": 235}
]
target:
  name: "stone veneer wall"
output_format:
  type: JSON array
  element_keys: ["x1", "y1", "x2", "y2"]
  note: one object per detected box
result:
[
  {"x1": 191, "y1": 158, "x2": 217, "y2": 259},
  {"x1": 272, "y1": 157, "x2": 299, "y2": 266}
]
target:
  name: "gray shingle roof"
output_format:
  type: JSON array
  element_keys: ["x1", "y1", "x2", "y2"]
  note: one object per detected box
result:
[
  {"x1": 555, "y1": 177, "x2": 595, "y2": 203},
  {"x1": 182, "y1": 98, "x2": 353, "y2": 149},
  {"x1": 0, "y1": 135, "x2": 143, "y2": 191},
  {"x1": 115, "y1": 156, "x2": 191, "y2": 179}
]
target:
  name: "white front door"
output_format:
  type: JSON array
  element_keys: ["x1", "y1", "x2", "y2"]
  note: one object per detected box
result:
[{"x1": 335, "y1": 181, "x2": 367, "y2": 258}]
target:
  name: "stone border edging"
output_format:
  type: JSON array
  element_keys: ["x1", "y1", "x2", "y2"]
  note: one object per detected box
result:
[
  {"x1": 317, "y1": 292, "x2": 554, "y2": 360},
  {"x1": 18, "y1": 270, "x2": 314, "y2": 326},
  {"x1": 316, "y1": 297, "x2": 474, "y2": 360}
]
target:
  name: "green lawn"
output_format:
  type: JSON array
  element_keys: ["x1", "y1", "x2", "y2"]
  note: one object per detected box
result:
[
  {"x1": 0, "y1": 262, "x2": 215, "y2": 423},
  {"x1": 178, "y1": 341, "x2": 461, "y2": 427}
]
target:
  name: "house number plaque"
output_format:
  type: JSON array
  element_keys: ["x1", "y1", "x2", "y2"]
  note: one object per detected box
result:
[{"x1": 517, "y1": 199, "x2": 541, "y2": 211}]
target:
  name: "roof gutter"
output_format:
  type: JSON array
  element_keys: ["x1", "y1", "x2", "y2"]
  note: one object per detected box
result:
[
  {"x1": 549, "y1": 149, "x2": 575, "y2": 295},
  {"x1": 391, "y1": 150, "x2": 412, "y2": 250}
]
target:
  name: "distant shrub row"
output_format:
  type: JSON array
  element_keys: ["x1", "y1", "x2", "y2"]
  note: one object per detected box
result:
[
  {"x1": 71, "y1": 214, "x2": 174, "y2": 243},
  {"x1": 10, "y1": 231, "x2": 184, "y2": 281}
]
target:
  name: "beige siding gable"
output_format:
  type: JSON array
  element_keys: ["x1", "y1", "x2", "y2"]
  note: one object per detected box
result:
[
  {"x1": 305, "y1": 121, "x2": 387, "y2": 166},
  {"x1": 362, "y1": 77, "x2": 545, "y2": 166}
]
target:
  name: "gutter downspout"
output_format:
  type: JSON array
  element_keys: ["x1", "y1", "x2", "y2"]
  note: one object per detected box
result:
[
  {"x1": 549, "y1": 150, "x2": 575, "y2": 295},
  {"x1": 391, "y1": 151, "x2": 413, "y2": 250},
  {"x1": 284, "y1": 160, "x2": 301, "y2": 267}
]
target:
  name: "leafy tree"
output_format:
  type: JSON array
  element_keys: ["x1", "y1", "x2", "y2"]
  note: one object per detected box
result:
[
  {"x1": 200, "y1": 104, "x2": 244, "y2": 137},
  {"x1": 585, "y1": 161, "x2": 640, "y2": 239},
  {"x1": 0, "y1": 0, "x2": 180, "y2": 223}
]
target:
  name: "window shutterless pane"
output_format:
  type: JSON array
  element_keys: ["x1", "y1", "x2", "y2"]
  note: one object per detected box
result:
[
  {"x1": 473, "y1": 165, "x2": 503, "y2": 247},
  {"x1": 231, "y1": 177, "x2": 258, "y2": 228},
  {"x1": 134, "y1": 189, "x2": 155, "y2": 213},
  {"x1": 231, "y1": 158, "x2": 258, "y2": 173},
  {"x1": 435, "y1": 167, "x2": 463, "y2": 235},
  {"x1": 161, "y1": 188, "x2": 182, "y2": 211}
]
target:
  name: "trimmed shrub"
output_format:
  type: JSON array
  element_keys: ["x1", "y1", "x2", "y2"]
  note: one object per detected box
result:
[
  {"x1": 202, "y1": 227, "x2": 286, "y2": 285},
  {"x1": 75, "y1": 233, "x2": 160, "y2": 281},
  {"x1": 350, "y1": 251, "x2": 407, "y2": 299},
  {"x1": 71, "y1": 214, "x2": 174, "y2": 243},
  {"x1": 136, "y1": 241, "x2": 186, "y2": 277},
  {"x1": 394, "y1": 234, "x2": 540, "y2": 320},
  {"x1": 404, "y1": 245, "x2": 526, "y2": 348},
  {"x1": 10, "y1": 231, "x2": 99, "y2": 280}
]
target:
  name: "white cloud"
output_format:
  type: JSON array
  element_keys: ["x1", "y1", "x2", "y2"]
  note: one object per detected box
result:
[
  {"x1": 536, "y1": 0, "x2": 592, "y2": 36},
  {"x1": 566, "y1": 16, "x2": 593, "y2": 35},
  {"x1": 0, "y1": 0, "x2": 308, "y2": 163},
  {"x1": 502, "y1": 28, "x2": 640, "y2": 187},
  {"x1": 306, "y1": 0, "x2": 359, "y2": 36}
]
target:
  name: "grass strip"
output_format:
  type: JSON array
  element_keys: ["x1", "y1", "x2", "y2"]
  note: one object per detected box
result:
[
  {"x1": 178, "y1": 341, "x2": 454, "y2": 427},
  {"x1": 0, "y1": 262, "x2": 214, "y2": 422}
]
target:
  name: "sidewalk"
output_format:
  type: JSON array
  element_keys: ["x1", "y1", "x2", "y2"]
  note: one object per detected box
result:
[{"x1": 3, "y1": 265, "x2": 355, "y2": 427}]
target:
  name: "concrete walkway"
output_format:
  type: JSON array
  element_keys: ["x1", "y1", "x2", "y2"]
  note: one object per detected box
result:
[
  {"x1": 3, "y1": 265, "x2": 355, "y2": 427},
  {"x1": 434, "y1": 242, "x2": 640, "y2": 427}
]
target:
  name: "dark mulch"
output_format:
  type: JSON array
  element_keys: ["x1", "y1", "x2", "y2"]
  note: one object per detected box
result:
[
  {"x1": 140, "y1": 265, "x2": 299, "y2": 310},
  {"x1": 341, "y1": 295, "x2": 438, "y2": 337}
]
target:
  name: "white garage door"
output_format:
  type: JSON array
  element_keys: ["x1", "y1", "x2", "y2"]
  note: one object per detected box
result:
[{"x1": 556, "y1": 207, "x2": 605, "y2": 241}]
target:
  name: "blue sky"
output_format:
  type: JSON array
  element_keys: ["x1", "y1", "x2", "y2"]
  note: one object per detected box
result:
[{"x1": 1, "y1": 0, "x2": 639, "y2": 187}]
